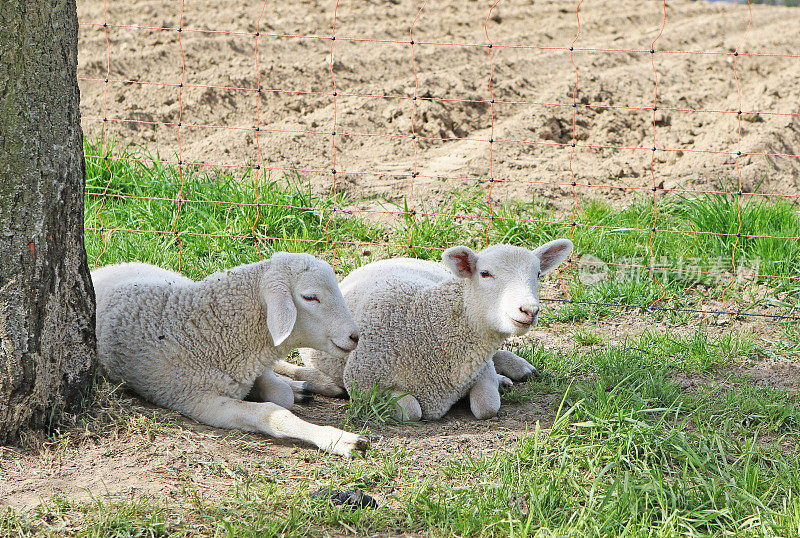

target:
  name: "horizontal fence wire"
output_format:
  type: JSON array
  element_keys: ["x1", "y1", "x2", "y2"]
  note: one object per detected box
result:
[
  {"x1": 83, "y1": 187, "x2": 800, "y2": 242},
  {"x1": 80, "y1": 0, "x2": 800, "y2": 322}
]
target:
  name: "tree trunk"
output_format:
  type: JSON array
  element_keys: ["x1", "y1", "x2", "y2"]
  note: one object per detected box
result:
[{"x1": 0, "y1": 0, "x2": 96, "y2": 443}]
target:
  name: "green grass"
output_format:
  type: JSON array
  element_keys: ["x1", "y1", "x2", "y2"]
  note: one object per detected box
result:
[
  {"x1": 489, "y1": 191, "x2": 800, "y2": 317},
  {"x1": 396, "y1": 198, "x2": 480, "y2": 261},
  {"x1": 571, "y1": 327, "x2": 604, "y2": 346},
  {"x1": 502, "y1": 328, "x2": 769, "y2": 416},
  {"x1": 0, "y1": 507, "x2": 33, "y2": 537},
  {"x1": 84, "y1": 139, "x2": 380, "y2": 279},
  {"x1": 408, "y1": 402, "x2": 800, "y2": 536},
  {"x1": 484, "y1": 331, "x2": 799, "y2": 536},
  {"x1": 511, "y1": 328, "x2": 760, "y2": 378},
  {"x1": 675, "y1": 191, "x2": 800, "y2": 284},
  {"x1": 687, "y1": 382, "x2": 800, "y2": 435}
]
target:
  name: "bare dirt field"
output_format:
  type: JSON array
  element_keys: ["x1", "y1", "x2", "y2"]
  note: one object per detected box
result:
[{"x1": 76, "y1": 0, "x2": 800, "y2": 213}]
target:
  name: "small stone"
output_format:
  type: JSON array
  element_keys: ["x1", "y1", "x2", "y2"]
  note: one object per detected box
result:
[
  {"x1": 508, "y1": 494, "x2": 529, "y2": 516},
  {"x1": 538, "y1": 117, "x2": 563, "y2": 142}
]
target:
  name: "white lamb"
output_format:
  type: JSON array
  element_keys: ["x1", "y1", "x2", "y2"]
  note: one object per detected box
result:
[
  {"x1": 276, "y1": 240, "x2": 573, "y2": 421},
  {"x1": 92, "y1": 253, "x2": 369, "y2": 457}
]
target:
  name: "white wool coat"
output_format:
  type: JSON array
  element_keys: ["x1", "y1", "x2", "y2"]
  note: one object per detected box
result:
[
  {"x1": 308, "y1": 259, "x2": 506, "y2": 420},
  {"x1": 94, "y1": 260, "x2": 299, "y2": 417}
]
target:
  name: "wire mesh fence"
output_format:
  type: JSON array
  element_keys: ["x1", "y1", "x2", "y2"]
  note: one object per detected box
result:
[{"x1": 77, "y1": 0, "x2": 800, "y2": 321}]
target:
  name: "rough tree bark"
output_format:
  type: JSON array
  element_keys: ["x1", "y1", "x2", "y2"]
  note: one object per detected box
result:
[{"x1": 0, "y1": 0, "x2": 96, "y2": 443}]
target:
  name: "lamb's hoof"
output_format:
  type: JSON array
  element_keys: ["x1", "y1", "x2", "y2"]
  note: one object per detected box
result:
[
  {"x1": 295, "y1": 392, "x2": 314, "y2": 404},
  {"x1": 341, "y1": 435, "x2": 370, "y2": 458},
  {"x1": 352, "y1": 435, "x2": 370, "y2": 455},
  {"x1": 294, "y1": 381, "x2": 314, "y2": 403},
  {"x1": 518, "y1": 367, "x2": 540, "y2": 382},
  {"x1": 498, "y1": 375, "x2": 514, "y2": 394},
  {"x1": 473, "y1": 407, "x2": 500, "y2": 420},
  {"x1": 327, "y1": 431, "x2": 370, "y2": 457},
  {"x1": 316, "y1": 384, "x2": 347, "y2": 398},
  {"x1": 311, "y1": 488, "x2": 378, "y2": 509}
]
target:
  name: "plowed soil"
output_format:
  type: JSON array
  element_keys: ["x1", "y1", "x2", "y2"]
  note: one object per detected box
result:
[{"x1": 76, "y1": 0, "x2": 800, "y2": 212}]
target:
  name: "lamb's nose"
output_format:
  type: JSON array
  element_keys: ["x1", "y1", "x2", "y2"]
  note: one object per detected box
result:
[
  {"x1": 349, "y1": 331, "x2": 360, "y2": 344},
  {"x1": 519, "y1": 305, "x2": 540, "y2": 322}
]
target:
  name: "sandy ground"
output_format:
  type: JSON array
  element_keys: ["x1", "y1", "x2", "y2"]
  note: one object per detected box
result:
[
  {"x1": 76, "y1": 0, "x2": 800, "y2": 214},
  {"x1": 0, "y1": 387, "x2": 552, "y2": 510}
]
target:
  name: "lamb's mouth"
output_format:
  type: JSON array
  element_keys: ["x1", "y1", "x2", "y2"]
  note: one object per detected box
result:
[
  {"x1": 509, "y1": 316, "x2": 533, "y2": 328},
  {"x1": 332, "y1": 341, "x2": 356, "y2": 353}
]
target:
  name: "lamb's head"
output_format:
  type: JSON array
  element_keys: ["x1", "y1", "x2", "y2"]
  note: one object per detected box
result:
[
  {"x1": 260, "y1": 252, "x2": 360, "y2": 358},
  {"x1": 442, "y1": 240, "x2": 573, "y2": 336}
]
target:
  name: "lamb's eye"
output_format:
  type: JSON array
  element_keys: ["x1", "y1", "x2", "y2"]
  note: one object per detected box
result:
[
  {"x1": 302, "y1": 294, "x2": 319, "y2": 302},
  {"x1": 480, "y1": 271, "x2": 493, "y2": 279}
]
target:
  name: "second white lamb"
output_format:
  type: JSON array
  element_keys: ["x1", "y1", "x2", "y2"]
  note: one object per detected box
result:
[{"x1": 276, "y1": 240, "x2": 573, "y2": 421}]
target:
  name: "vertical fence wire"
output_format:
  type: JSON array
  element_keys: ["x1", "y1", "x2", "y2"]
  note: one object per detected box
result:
[
  {"x1": 251, "y1": 1, "x2": 270, "y2": 260},
  {"x1": 723, "y1": 0, "x2": 754, "y2": 304},
  {"x1": 325, "y1": 0, "x2": 342, "y2": 266},
  {"x1": 93, "y1": 0, "x2": 114, "y2": 267},
  {"x1": 647, "y1": 0, "x2": 668, "y2": 306},
  {"x1": 171, "y1": 0, "x2": 188, "y2": 273}
]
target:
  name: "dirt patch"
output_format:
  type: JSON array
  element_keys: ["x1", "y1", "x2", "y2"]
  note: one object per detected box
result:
[
  {"x1": 735, "y1": 358, "x2": 800, "y2": 391},
  {"x1": 77, "y1": 0, "x2": 800, "y2": 213},
  {"x1": 0, "y1": 389, "x2": 551, "y2": 512}
]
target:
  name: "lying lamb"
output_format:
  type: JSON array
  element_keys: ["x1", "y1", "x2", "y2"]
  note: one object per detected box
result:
[
  {"x1": 276, "y1": 240, "x2": 573, "y2": 421},
  {"x1": 92, "y1": 253, "x2": 368, "y2": 456}
]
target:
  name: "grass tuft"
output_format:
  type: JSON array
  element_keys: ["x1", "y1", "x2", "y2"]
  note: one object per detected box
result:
[
  {"x1": 341, "y1": 384, "x2": 407, "y2": 427},
  {"x1": 571, "y1": 327, "x2": 604, "y2": 346}
]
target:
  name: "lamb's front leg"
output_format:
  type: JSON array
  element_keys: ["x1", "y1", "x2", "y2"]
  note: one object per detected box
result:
[
  {"x1": 492, "y1": 349, "x2": 538, "y2": 381},
  {"x1": 469, "y1": 362, "x2": 503, "y2": 420},
  {"x1": 273, "y1": 359, "x2": 345, "y2": 398},
  {"x1": 249, "y1": 369, "x2": 311, "y2": 408},
  {"x1": 190, "y1": 394, "x2": 370, "y2": 457},
  {"x1": 391, "y1": 390, "x2": 422, "y2": 422}
]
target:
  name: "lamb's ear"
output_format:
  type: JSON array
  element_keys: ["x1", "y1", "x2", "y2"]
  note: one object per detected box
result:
[
  {"x1": 534, "y1": 239, "x2": 574, "y2": 276},
  {"x1": 263, "y1": 282, "x2": 297, "y2": 347},
  {"x1": 442, "y1": 246, "x2": 478, "y2": 278}
]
